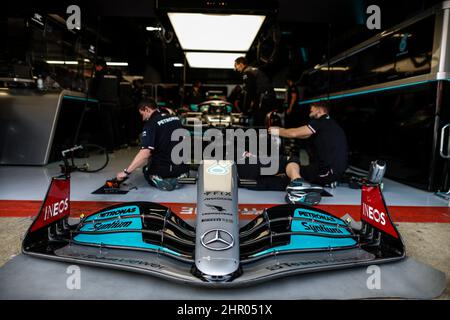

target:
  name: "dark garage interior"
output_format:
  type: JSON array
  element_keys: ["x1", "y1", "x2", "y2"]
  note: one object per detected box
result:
[{"x1": 0, "y1": 0, "x2": 449, "y2": 301}]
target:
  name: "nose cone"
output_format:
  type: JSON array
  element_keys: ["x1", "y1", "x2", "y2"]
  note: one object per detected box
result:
[
  {"x1": 194, "y1": 160, "x2": 240, "y2": 280},
  {"x1": 196, "y1": 257, "x2": 239, "y2": 276}
]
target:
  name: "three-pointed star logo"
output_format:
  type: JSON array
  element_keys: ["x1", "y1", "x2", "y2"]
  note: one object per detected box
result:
[{"x1": 201, "y1": 229, "x2": 234, "y2": 251}]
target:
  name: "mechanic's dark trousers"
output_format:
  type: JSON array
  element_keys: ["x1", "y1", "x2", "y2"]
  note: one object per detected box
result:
[
  {"x1": 236, "y1": 158, "x2": 290, "y2": 191},
  {"x1": 253, "y1": 93, "x2": 277, "y2": 127},
  {"x1": 143, "y1": 163, "x2": 190, "y2": 181}
]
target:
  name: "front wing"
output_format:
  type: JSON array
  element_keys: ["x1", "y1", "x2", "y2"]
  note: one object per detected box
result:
[{"x1": 23, "y1": 200, "x2": 405, "y2": 287}]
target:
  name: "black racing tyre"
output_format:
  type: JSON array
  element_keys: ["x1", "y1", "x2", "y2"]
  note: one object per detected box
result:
[{"x1": 71, "y1": 144, "x2": 109, "y2": 173}]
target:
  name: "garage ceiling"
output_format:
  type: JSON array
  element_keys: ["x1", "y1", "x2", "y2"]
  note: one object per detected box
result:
[{"x1": 6, "y1": 0, "x2": 441, "y2": 84}]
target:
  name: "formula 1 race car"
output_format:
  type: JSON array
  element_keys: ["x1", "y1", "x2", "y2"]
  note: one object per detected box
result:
[
  {"x1": 22, "y1": 160, "x2": 405, "y2": 287},
  {"x1": 179, "y1": 99, "x2": 249, "y2": 129}
]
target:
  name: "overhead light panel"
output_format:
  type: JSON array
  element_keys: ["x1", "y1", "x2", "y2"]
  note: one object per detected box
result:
[
  {"x1": 173, "y1": 63, "x2": 184, "y2": 67},
  {"x1": 106, "y1": 62, "x2": 128, "y2": 66},
  {"x1": 313, "y1": 64, "x2": 349, "y2": 71},
  {"x1": 168, "y1": 12, "x2": 265, "y2": 51},
  {"x1": 319, "y1": 66, "x2": 349, "y2": 71},
  {"x1": 146, "y1": 26, "x2": 162, "y2": 31},
  {"x1": 185, "y1": 52, "x2": 243, "y2": 69},
  {"x1": 46, "y1": 60, "x2": 78, "y2": 65}
]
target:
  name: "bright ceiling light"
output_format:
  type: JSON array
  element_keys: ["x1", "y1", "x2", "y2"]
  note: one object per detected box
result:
[
  {"x1": 106, "y1": 62, "x2": 128, "y2": 66},
  {"x1": 185, "y1": 52, "x2": 243, "y2": 69},
  {"x1": 173, "y1": 63, "x2": 184, "y2": 67},
  {"x1": 146, "y1": 26, "x2": 162, "y2": 31},
  {"x1": 168, "y1": 12, "x2": 265, "y2": 51},
  {"x1": 314, "y1": 64, "x2": 349, "y2": 71},
  {"x1": 319, "y1": 66, "x2": 349, "y2": 71},
  {"x1": 46, "y1": 60, "x2": 78, "y2": 65}
]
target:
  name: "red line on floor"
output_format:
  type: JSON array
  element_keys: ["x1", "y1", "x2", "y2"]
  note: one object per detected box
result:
[{"x1": 0, "y1": 200, "x2": 449, "y2": 223}]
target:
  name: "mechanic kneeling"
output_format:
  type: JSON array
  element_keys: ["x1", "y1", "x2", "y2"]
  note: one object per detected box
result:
[
  {"x1": 116, "y1": 98, "x2": 189, "y2": 191},
  {"x1": 269, "y1": 100, "x2": 348, "y2": 205}
]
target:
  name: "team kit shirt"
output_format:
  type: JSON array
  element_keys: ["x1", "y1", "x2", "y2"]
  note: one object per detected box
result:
[
  {"x1": 307, "y1": 114, "x2": 348, "y2": 176},
  {"x1": 242, "y1": 66, "x2": 274, "y2": 111},
  {"x1": 141, "y1": 111, "x2": 183, "y2": 167}
]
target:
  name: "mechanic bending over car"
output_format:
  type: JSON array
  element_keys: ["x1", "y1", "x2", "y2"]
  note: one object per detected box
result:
[
  {"x1": 234, "y1": 56, "x2": 276, "y2": 127},
  {"x1": 116, "y1": 98, "x2": 189, "y2": 191},
  {"x1": 268, "y1": 100, "x2": 348, "y2": 204}
]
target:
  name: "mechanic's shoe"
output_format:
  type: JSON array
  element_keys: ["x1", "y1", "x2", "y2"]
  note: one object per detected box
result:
[
  {"x1": 174, "y1": 173, "x2": 189, "y2": 189},
  {"x1": 285, "y1": 191, "x2": 322, "y2": 206},
  {"x1": 149, "y1": 175, "x2": 178, "y2": 191},
  {"x1": 286, "y1": 178, "x2": 323, "y2": 194},
  {"x1": 177, "y1": 172, "x2": 189, "y2": 179}
]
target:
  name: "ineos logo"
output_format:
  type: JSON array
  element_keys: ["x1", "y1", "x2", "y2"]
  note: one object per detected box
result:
[
  {"x1": 362, "y1": 203, "x2": 386, "y2": 225},
  {"x1": 201, "y1": 229, "x2": 234, "y2": 251},
  {"x1": 44, "y1": 198, "x2": 69, "y2": 221}
]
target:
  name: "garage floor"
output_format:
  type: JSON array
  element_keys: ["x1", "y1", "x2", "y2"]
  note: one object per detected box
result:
[{"x1": 0, "y1": 147, "x2": 449, "y2": 299}]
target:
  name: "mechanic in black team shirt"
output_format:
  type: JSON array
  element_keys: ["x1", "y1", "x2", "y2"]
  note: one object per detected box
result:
[
  {"x1": 116, "y1": 98, "x2": 189, "y2": 191},
  {"x1": 234, "y1": 56, "x2": 276, "y2": 127},
  {"x1": 269, "y1": 100, "x2": 348, "y2": 204}
]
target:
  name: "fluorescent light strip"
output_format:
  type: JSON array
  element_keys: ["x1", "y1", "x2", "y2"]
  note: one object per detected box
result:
[
  {"x1": 298, "y1": 79, "x2": 438, "y2": 105},
  {"x1": 185, "y1": 52, "x2": 243, "y2": 69},
  {"x1": 106, "y1": 62, "x2": 128, "y2": 66},
  {"x1": 314, "y1": 64, "x2": 349, "y2": 71},
  {"x1": 168, "y1": 12, "x2": 265, "y2": 51},
  {"x1": 146, "y1": 26, "x2": 162, "y2": 31},
  {"x1": 63, "y1": 95, "x2": 98, "y2": 103},
  {"x1": 46, "y1": 60, "x2": 78, "y2": 65},
  {"x1": 173, "y1": 63, "x2": 184, "y2": 67}
]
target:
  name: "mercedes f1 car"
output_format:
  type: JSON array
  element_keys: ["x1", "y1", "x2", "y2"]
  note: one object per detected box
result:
[
  {"x1": 179, "y1": 100, "x2": 249, "y2": 129},
  {"x1": 22, "y1": 160, "x2": 405, "y2": 287}
]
